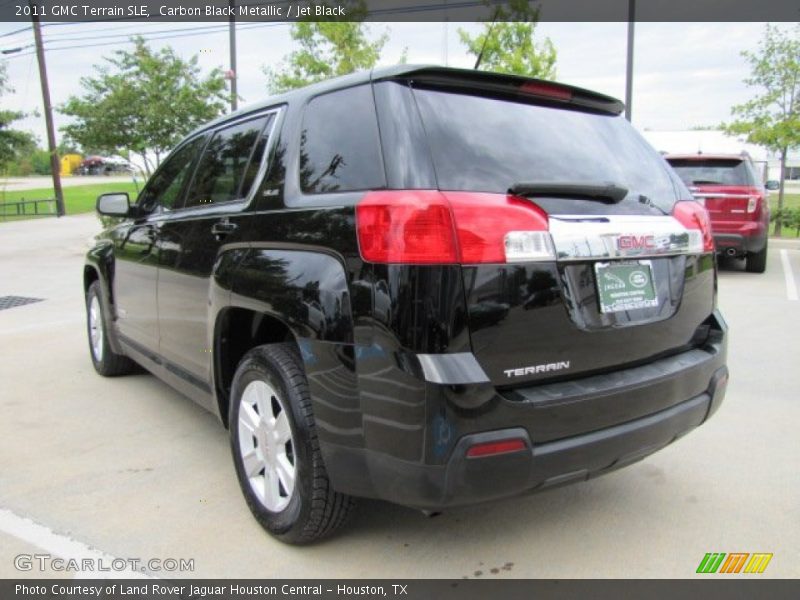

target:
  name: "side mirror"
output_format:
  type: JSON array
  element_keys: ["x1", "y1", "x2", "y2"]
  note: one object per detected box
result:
[
  {"x1": 96, "y1": 192, "x2": 131, "y2": 217},
  {"x1": 765, "y1": 180, "x2": 780, "y2": 191}
]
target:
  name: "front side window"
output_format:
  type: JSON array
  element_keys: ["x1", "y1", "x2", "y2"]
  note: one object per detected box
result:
[
  {"x1": 183, "y1": 116, "x2": 270, "y2": 208},
  {"x1": 138, "y1": 136, "x2": 206, "y2": 213},
  {"x1": 300, "y1": 85, "x2": 384, "y2": 194}
]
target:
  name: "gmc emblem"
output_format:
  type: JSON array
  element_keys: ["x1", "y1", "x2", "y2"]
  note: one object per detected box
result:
[{"x1": 618, "y1": 235, "x2": 655, "y2": 250}]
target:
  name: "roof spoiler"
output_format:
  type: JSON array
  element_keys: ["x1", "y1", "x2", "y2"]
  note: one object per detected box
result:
[{"x1": 376, "y1": 66, "x2": 624, "y2": 116}]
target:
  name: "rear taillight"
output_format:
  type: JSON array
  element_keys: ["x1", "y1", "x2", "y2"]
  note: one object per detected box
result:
[
  {"x1": 747, "y1": 196, "x2": 759, "y2": 213},
  {"x1": 672, "y1": 200, "x2": 714, "y2": 253},
  {"x1": 356, "y1": 190, "x2": 554, "y2": 264},
  {"x1": 356, "y1": 191, "x2": 457, "y2": 264}
]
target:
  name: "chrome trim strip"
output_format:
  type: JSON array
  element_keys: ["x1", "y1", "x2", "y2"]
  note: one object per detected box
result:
[
  {"x1": 691, "y1": 193, "x2": 753, "y2": 199},
  {"x1": 548, "y1": 215, "x2": 701, "y2": 261},
  {"x1": 417, "y1": 353, "x2": 491, "y2": 385}
]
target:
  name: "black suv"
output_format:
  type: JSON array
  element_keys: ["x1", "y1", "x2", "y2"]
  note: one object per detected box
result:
[{"x1": 84, "y1": 66, "x2": 729, "y2": 543}]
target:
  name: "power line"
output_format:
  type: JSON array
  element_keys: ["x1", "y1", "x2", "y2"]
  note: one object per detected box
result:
[
  {"x1": 3, "y1": 21, "x2": 285, "y2": 59},
  {"x1": 39, "y1": 22, "x2": 240, "y2": 44}
]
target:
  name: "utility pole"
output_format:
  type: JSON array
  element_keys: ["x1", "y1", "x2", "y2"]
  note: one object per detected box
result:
[
  {"x1": 31, "y1": 7, "x2": 65, "y2": 216},
  {"x1": 624, "y1": 0, "x2": 635, "y2": 122},
  {"x1": 228, "y1": 0, "x2": 238, "y2": 112}
]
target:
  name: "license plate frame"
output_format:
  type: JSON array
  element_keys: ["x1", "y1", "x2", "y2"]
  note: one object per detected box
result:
[{"x1": 595, "y1": 260, "x2": 658, "y2": 314}]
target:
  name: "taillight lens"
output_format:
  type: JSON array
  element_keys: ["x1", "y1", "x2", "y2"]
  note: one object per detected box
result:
[
  {"x1": 355, "y1": 191, "x2": 457, "y2": 264},
  {"x1": 356, "y1": 190, "x2": 553, "y2": 264},
  {"x1": 747, "y1": 196, "x2": 759, "y2": 213},
  {"x1": 672, "y1": 200, "x2": 714, "y2": 253}
]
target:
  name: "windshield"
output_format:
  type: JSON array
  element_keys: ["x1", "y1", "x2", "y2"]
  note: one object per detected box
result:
[
  {"x1": 412, "y1": 87, "x2": 678, "y2": 214},
  {"x1": 667, "y1": 158, "x2": 755, "y2": 186}
]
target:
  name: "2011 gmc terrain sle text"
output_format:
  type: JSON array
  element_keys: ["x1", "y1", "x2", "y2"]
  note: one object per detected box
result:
[{"x1": 83, "y1": 66, "x2": 729, "y2": 544}]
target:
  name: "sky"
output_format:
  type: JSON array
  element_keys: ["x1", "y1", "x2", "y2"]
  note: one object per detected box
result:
[{"x1": 0, "y1": 20, "x2": 778, "y2": 147}]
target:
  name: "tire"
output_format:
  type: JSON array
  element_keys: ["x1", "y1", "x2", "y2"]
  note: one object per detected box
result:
[
  {"x1": 86, "y1": 281, "x2": 137, "y2": 376},
  {"x1": 229, "y1": 343, "x2": 355, "y2": 544},
  {"x1": 746, "y1": 244, "x2": 768, "y2": 273}
]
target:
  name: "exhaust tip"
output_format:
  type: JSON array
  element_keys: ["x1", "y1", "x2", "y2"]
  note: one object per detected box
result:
[{"x1": 726, "y1": 248, "x2": 737, "y2": 257}]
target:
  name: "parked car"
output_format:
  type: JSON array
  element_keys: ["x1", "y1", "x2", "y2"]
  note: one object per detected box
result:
[
  {"x1": 78, "y1": 156, "x2": 133, "y2": 176},
  {"x1": 665, "y1": 153, "x2": 771, "y2": 272},
  {"x1": 84, "y1": 66, "x2": 729, "y2": 543}
]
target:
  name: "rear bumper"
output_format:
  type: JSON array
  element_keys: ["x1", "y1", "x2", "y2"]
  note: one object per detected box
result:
[
  {"x1": 713, "y1": 221, "x2": 768, "y2": 254},
  {"x1": 323, "y1": 312, "x2": 729, "y2": 509}
]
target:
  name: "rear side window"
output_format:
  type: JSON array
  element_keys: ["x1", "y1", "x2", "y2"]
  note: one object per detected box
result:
[
  {"x1": 413, "y1": 88, "x2": 678, "y2": 214},
  {"x1": 667, "y1": 158, "x2": 755, "y2": 186},
  {"x1": 184, "y1": 116, "x2": 270, "y2": 208},
  {"x1": 300, "y1": 85, "x2": 384, "y2": 194}
]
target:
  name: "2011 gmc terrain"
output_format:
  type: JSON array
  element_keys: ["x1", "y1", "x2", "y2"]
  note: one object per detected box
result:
[{"x1": 84, "y1": 66, "x2": 729, "y2": 543}]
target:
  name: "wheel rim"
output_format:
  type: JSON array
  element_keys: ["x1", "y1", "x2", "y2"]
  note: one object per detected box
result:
[
  {"x1": 237, "y1": 379, "x2": 296, "y2": 512},
  {"x1": 89, "y1": 295, "x2": 104, "y2": 362}
]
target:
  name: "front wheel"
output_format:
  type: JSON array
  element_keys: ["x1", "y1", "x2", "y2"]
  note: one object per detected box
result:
[
  {"x1": 746, "y1": 244, "x2": 768, "y2": 273},
  {"x1": 229, "y1": 343, "x2": 354, "y2": 544}
]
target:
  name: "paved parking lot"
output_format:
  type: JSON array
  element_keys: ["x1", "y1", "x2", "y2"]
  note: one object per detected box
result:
[{"x1": 0, "y1": 214, "x2": 798, "y2": 579}]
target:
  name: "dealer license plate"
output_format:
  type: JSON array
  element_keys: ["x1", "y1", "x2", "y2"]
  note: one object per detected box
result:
[{"x1": 595, "y1": 261, "x2": 658, "y2": 313}]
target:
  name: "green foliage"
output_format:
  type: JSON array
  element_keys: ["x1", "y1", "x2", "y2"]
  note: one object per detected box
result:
[
  {"x1": 771, "y1": 207, "x2": 800, "y2": 237},
  {"x1": 722, "y1": 24, "x2": 800, "y2": 235},
  {"x1": 0, "y1": 61, "x2": 36, "y2": 171},
  {"x1": 265, "y1": 2, "x2": 387, "y2": 93},
  {"x1": 59, "y1": 38, "x2": 227, "y2": 176},
  {"x1": 458, "y1": 0, "x2": 556, "y2": 79}
]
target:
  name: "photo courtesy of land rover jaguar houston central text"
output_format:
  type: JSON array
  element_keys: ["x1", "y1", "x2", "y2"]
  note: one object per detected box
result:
[{"x1": 84, "y1": 66, "x2": 729, "y2": 544}]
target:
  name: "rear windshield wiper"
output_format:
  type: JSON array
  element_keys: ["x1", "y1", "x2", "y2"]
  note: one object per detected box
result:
[{"x1": 509, "y1": 181, "x2": 628, "y2": 203}]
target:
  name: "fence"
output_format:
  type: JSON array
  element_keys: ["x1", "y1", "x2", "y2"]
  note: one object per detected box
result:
[{"x1": 0, "y1": 198, "x2": 57, "y2": 219}]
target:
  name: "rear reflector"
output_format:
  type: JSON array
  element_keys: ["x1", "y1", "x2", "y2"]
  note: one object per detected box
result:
[
  {"x1": 466, "y1": 438, "x2": 527, "y2": 458},
  {"x1": 356, "y1": 190, "x2": 553, "y2": 264},
  {"x1": 672, "y1": 200, "x2": 714, "y2": 253}
]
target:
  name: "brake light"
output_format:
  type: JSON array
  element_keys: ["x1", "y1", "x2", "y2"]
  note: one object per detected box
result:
[
  {"x1": 356, "y1": 190, "x2": 554, "y2": 264},
  {"x1": 747, "y1": 196, "x2": 759, "y2": 213},
  {"x1": 520, "y1": 82, "x2": 573, "y2": 101},
  {"x1": 466, "y1": 438, "x2": 527, "y2": 458},
  {"x1": 672, "y1": 200, "x2": 714, "y2": 253}
]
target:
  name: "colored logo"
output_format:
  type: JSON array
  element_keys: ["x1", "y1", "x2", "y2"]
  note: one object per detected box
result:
[{"x1": 696, "y1": 552, "x2": 773, "y2": 574}]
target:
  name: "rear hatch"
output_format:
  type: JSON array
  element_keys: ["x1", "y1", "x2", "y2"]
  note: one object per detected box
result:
[
  {"x1": 667, "y1": 157, "x2": 763, "y2": 224},
  {"x1": 398, "y1": 72, "x2": 716, "y2": 388}
]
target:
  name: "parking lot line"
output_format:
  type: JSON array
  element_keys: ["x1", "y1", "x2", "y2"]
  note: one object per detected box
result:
[
  {"x1": 780, "y1": 249, "x2": 799, "y2": 301},
  {"x1": 0, "y1": 507, "x2": 147, "y2": 579}
]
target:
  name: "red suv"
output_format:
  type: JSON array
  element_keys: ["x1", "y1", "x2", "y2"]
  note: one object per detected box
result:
[
  {"x1": 665, "y1": 153, "x2": 770, "y2": 273},
  {"x1": 665, "y1": 154, "x2": 769, "y2": 273}
]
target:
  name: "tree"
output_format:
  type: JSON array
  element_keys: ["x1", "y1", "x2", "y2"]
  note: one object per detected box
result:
[
  {"x1": 459, "y1": 0, "x2": 556, "y2": 79},
  {"x1": 60, "y1": 38, "x2": 227, "y2": 177},
  {"x1": 0, "y1": 61, "x2": 35, "y2": 172},
  {"x1": 265, "y1": 2, "x2": 387, "y2": 93},
  {"x1": 723, "y1": 24, "x2": 800, "y2": 236}
]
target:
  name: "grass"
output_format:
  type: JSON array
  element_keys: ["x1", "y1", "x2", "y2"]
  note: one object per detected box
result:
[{"x1": 0, "y1": 181, "x2": 140, "y2": 220}]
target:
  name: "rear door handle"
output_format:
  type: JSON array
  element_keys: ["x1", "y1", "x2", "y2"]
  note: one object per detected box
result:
[{"x1": 211, "y1": 220, "x2": 238, "y2": 240}]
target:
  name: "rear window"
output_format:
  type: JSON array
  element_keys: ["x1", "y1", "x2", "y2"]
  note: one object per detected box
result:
[
  {"x1": 667, "y1": 158, "x2": 755, "y2": 187},
  {"x1": 412, "y1": 87, "x2": 678, "y2": 214}
]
